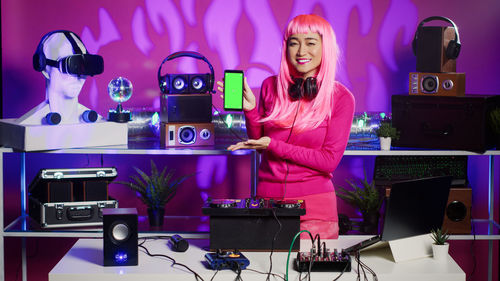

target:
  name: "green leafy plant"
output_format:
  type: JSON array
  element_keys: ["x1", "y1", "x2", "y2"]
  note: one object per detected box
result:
[
  {"x1": 375, "y1": 121, "x2": 400, "y2": 140},
  {"x1": 489, "y1": 108, "x2": 500, "y2": 136},
  {"x1": 430, "y1": 228, "x2": 450, "y2": 245},
  {"x1": 117, "y1": 160, "x2": 195, "y2": 210},
  {"x1": 336, "y1": 172, "x2": 383, "y2": 216}
]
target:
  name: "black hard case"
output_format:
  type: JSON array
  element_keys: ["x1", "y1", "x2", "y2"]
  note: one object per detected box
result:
[{"x1": 392, "y1": 94, "x2": 500, "y2": 152}]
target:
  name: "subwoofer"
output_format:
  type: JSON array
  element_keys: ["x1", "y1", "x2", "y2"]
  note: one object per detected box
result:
[
  {"x1": 442, "y1": 187, "x2": 472, "y2": 234},
  {"x1": 103, "y1": 208, "x2": 138, "y2": 266},
  {"x1": 160, "y1": 122, "x2": 215, "y2": 147}
]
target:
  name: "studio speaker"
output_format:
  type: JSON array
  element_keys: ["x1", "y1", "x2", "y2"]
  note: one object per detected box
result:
[
  {"x1": 80, "y1": 180, "x2": 109, "y2": 201},
  {"x1": 31, "y1": 181, "x2": 73, "y2": 203},
  {"x1": 442, "y1": 187, "x2": 472, "y2": 234},
  {"x1": 160, "y1": 122, "x2": 215, "y2": 147},
  {"x1": 103, "y1": 208, "x2": 138, "y2": 266}
]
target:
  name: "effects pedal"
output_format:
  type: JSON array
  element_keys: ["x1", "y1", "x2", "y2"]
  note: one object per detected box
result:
[
  {"x1": 205, "y1": 250, "x2": 250, "y2": 270},
  {"x1": 294, "y1": 249, "x2": 351, "y2": 272}
]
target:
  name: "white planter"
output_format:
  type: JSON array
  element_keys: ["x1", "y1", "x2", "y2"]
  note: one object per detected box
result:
[
  {"x1": 379, "y1": 137, "x2": 392, "y2": 150},
  {"x1": 432, "y1": 243, "x2": 449, "y2": 260}
]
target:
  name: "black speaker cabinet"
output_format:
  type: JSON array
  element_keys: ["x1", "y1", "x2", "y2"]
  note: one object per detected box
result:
[
  {"x1": 160, "y1": 93, "x2": 212, "y2": 123},
  {"x1": 392, "y1": 94, "x2": 500, "y2": 152},
  {"x1": 202, "y1": 198, "x2": 305, "y2": 251},
  {"x1": 416, "y1": 26, "x2": 456, "y2": 73},
  {"x1": 442, "y1": 187, "x2": 472, "y2": 234},
  {"x1": 103, "y1": 208, "x2": 138, "y2": 266}
]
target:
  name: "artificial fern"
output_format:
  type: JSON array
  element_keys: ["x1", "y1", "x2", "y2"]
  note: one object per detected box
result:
[
  {"x1": 117, "y1": 160, "x2": 195, "y2": 209},
  {"x1": 336, "y1": 171, "x2": 383, "y2": 216}
]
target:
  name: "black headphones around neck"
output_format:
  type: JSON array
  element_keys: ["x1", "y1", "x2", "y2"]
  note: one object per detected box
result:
[
  {"x1": 412, "y1": 16, "x2": 461, "y2": 60},
  {"x1": 288, "y1": 77, "x2": 318, "y2": 101},
  {"x1": 157, "y1": 51, "x2": 215, "y2": 94}
]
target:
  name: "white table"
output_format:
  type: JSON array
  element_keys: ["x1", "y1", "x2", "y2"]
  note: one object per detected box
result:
[{"x1": 49, "y1": 237, "x2": 465, "y2": 281}]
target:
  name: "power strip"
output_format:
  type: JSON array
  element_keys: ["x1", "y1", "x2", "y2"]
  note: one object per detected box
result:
[{"x1": 294, "y1": 249, "x2": 351, "y2": 272}]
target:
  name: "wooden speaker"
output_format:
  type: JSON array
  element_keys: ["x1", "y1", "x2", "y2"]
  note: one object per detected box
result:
[{"x1": 442, "y1": 187, "x2": 472, "y2": 234}]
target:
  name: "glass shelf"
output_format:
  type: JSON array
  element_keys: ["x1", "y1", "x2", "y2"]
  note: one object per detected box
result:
[{"x1": 4, "y1": 215, "x2": 500, "y2": 240}]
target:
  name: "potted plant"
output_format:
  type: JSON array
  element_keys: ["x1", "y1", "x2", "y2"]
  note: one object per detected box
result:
[
  {"x1": 489, "y1": 108, "x2": 500, "y2": 148},
  {"x1": 117, "y1": 160, "x2": 195, "y2": 227},
  {"x1": 375, "y1": 121, "x2": 400, "y2": 150},
  {"x1": 430, "y1": 228, "x2": 450, "y2": 260},
  {"x1": 336, "y1": 172, "x2": 383, "y2": 234}
]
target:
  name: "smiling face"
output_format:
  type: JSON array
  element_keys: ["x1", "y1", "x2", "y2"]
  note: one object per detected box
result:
[{"x1": 286, "y1": 31, "x2": 323, "y2": 78}]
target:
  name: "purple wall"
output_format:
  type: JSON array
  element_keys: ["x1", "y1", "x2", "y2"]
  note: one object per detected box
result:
[{"x1": 2, "y1": 0, "x2": 500, "y2": 281}]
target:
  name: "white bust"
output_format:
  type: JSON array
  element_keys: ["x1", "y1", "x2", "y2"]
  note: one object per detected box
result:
[{"x1": 17, "y1": 31, "x2": 96, "y2": 125}]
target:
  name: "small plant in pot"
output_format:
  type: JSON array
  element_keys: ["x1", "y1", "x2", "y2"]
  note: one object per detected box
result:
[
  {"x1": 375, "y1": 121, "x2": 400, "y2": 150},
  {"x1": 489, "y1": 108, "x2": 500, "y2": 148},
  {"x1": 430, "y1": 228, "x2": 450, "y2": 260},
  {"x1": 117, "y1": 160, "x2": 195, "y2": 227},
  {"x1": 336, "y1": 172, "x2": 383, "y2": 234}
]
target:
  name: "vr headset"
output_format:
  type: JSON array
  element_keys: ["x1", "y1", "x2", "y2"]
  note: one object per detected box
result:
[{"x1": 33, "y1": 30, "x2": 104, "y2": 77}]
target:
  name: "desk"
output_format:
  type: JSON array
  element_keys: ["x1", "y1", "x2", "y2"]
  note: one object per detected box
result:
[{"x1": 49, "y1": 237, "x2": 465, "y2": 281}]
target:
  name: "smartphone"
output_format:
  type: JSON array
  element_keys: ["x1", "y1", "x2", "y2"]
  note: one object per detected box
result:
[{"x1": 224, "y1": 70, "x2": 244, "y2": 111}]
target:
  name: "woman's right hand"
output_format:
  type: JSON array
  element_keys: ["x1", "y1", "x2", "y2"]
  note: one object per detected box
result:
[{"x1": 217, "y1": 76, "x2": 256, "y2": 111}]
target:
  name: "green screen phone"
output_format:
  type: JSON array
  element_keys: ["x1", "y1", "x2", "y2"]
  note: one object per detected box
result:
[{"x1": 224, "y1": 70, "x2": 244, "y2": 111}]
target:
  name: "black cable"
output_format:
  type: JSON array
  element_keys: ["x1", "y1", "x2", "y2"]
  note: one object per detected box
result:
[
  {"x1": 332, "y1": 261, "x2": 350, "y2": 281},
  {"x1": 245, "y1": 268, "x2": 285, "y2": 281},
  {"x1": 282, "y1": 98, "x2": 301, "y2": 200},
  {"x1": 266, "y1": 208, "x2": 283, "y2": 281},
  {"x1": 210, "y1": 269, "x2": 220, "y2": 281},
  {"x1": 138, "y1": 238, "x2": 205, "y2": 281},
  {"x1": 233, "y1": 261, "x2": 243, "y2": 281}
]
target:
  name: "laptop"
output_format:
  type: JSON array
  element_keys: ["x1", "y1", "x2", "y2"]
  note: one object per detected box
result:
[{"x1": 344, "y1": 175, "x2": 453, "y2": 253}]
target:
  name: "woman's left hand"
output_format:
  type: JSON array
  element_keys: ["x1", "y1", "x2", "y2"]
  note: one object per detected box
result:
[{"x1": 227, "y1": 137, "x2": 271, "y2": 151}]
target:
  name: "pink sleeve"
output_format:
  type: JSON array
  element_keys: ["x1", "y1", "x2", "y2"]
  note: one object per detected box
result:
[{"x1": 267, "y1": 83, "x2": 355, "y2": 173}]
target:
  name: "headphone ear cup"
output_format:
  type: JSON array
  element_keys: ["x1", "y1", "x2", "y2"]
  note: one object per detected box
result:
[
  {"x1": 33, "y1": 52, "x2": 46, "y2": 72},
  {"x1": 412, "y1": 37, "x2": 417, "y2": 56},
  {"x1": 159, "y1": 75, "x2": 169, "y2": 94},
  {"x1": 303, "y1": 77, "x2": 318, "y2": 100},
  {"x1": 446, "y1": 40, "x2": 461, "y2": 59},
  {"x1": 288, "y1": 78, "x2": 303, "y2": 101}
]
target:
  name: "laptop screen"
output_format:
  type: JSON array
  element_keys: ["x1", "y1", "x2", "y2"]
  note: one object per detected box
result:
[{"x1": 381, "y1": 176, "x2": 453, "y2": 241}]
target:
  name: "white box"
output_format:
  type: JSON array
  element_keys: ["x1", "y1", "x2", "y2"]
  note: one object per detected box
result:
[{"x1": 0, "y1": 118, "x2": 128, "y2": 151}]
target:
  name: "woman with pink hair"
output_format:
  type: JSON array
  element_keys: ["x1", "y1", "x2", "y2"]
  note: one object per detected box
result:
[{"x1": 221, "y1": 14, "x2": 355, "y2": 239}]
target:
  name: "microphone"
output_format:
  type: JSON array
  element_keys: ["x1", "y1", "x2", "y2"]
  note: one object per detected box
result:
[{"x1": 168, "y1": 234, "x2": 189, "y2": 252}]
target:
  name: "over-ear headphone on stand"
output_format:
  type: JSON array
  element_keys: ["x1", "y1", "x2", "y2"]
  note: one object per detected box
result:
[
  {"x1": 412, "y1": 16, "x2": 461, "y2": 60},
  {"x1": 157, "y1": 51, "x2": 215, "y2": 94},
  {"x1": 288, "y1": 77, "x2": 318, "y2": 101}
]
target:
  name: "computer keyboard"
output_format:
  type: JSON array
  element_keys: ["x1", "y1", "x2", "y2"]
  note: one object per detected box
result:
[{"x1": 373, "y1": 155, "x2": 468, "y2": 186}]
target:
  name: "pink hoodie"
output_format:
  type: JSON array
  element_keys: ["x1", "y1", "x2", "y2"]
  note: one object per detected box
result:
[{"x1": 245, "y1": 76, "x2": 355, "y2": 199}]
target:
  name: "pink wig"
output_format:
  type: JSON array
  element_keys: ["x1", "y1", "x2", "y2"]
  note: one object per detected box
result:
[{"x1": 260, "y1": 14, "x2": 340, "y2": 131}]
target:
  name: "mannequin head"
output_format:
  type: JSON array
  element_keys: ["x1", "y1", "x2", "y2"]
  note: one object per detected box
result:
[{"x1": 41, "y1": 32, "x2": 88, "y2": 99}]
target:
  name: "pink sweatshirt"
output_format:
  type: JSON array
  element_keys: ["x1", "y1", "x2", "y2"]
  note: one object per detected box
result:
[{"x1": 245, "y1": 76, "x2": 355, "y2": 199}]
